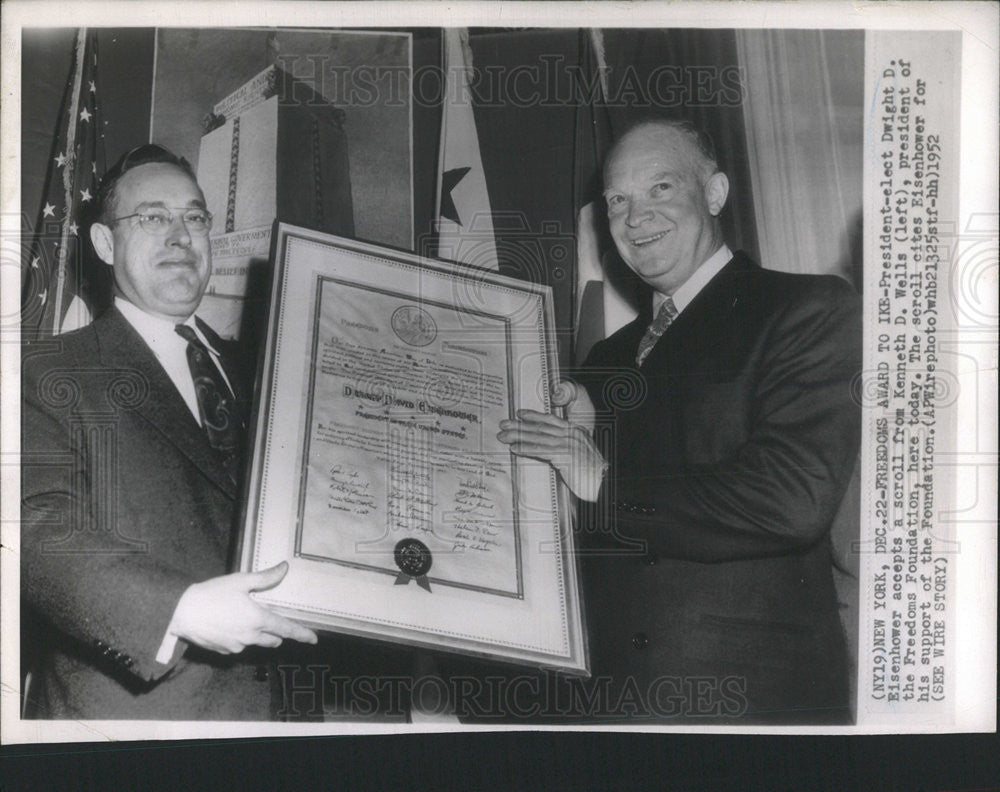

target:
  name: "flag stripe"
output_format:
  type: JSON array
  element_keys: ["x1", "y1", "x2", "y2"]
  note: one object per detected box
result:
[{"x1": 51, "y1": 29, "x2": 89, "y2": 336}]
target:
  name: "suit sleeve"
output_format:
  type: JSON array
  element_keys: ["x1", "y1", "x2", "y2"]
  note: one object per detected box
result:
[
  {"x1": 588, "y1": 278, "x2": 862, "y2": 563},
  {"x1": 21, "y1": 355, "x2": 194, "y2": 683}
]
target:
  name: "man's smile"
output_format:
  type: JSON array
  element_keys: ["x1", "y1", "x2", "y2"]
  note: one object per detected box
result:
[{"x1": 630, "y1": 230, "x2": 669, "y2": 246}]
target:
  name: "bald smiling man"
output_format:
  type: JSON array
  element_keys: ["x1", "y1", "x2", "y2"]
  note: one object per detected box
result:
[{"x1": 499, "y1": 120, "x2": 861, "y2": 724}]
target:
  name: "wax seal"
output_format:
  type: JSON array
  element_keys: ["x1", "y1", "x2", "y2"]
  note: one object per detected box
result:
[
  {"x1": 393, "y1": 538, "x2": 433, "y2": 592},
  {"x1": 391, "y1": 305, "x2": 437, "y2": 347}
]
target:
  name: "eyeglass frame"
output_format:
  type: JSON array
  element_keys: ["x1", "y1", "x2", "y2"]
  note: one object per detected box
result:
[{"x1": 109, "y1": 205, "x2": 215, "y2": 236}]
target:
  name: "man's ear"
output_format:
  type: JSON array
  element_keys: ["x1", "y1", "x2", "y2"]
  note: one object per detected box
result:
[
  {"x1": 704, "y1": 172, "x2": 730, "y2": 217},
  {"x1": 90, "y1": 222, "x2": 114, "y2": 266}
]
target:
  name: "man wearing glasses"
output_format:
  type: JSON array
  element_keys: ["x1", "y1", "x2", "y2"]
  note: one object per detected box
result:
[{"x1": 21, "y1": 145, "x2": 317, "y2": 720}]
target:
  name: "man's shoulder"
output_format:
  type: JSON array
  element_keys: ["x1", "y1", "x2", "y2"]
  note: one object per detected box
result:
[
  {"x1": 22, "y1": 317, "x2": 105, "y2": 377},
  {"x1": 724, "y1": 255, "x2": 860, "y2": 326},
  {"x1": 21, "y1": 310, "x2": 145, "y2": 403},
  {"x1": 731, "y1": 261, "x2": 862, "y2": 369},
  {"x1": 731, "y1": 252, "x2": 857, "y2": 297}
]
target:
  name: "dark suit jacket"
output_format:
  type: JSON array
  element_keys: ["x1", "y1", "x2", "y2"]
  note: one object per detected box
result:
[
  {"x1": 21, "y1": 307, "x2": 276, "y2": 719},
  {"x1": 573, "y1": 252, "x2": 862, "y2": 724}
]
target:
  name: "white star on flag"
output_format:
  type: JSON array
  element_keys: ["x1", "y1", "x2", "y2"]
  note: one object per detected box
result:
[{"x1": 25, "y1": 28, "x2": 101, "y2": 339}]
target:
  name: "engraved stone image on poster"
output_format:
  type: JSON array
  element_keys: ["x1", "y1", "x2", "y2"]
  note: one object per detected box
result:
[
  {"x1": 151, "y1": 29, "x2": 413, "y2": 249},
  {"x1": 239, "y1": 224, "x2": 587, "y2": 674},
  {"x1": 198, "y1": 224, "x2": 271, "y2": 339},
  {"x1": 149, "y1": 29, "x2": 414, "y2": 340}
]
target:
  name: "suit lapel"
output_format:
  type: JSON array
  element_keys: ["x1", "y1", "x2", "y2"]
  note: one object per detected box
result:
[
  {"x1": 93, "y1": 308, "x2": 238, "y2": 498},
  {"x1": 196, "y1": 317, "x2": 250, "y2": 406},
  {"x1": 642, "y1": 253, "x2": 755, "y2": 376}
]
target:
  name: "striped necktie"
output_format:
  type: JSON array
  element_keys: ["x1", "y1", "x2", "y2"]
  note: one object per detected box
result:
[{"x1": 635, "y1": 296, "x2": 678, "y2": 366}]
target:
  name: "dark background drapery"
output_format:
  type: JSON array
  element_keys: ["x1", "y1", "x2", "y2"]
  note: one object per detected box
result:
[{"x1": 22, "y1": 27, "x2": 756, "y2": 365}]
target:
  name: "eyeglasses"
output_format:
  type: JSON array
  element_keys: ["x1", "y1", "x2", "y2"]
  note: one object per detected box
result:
[{"x1": 112, "y1": 207, "x2": 213, "y2": 236}]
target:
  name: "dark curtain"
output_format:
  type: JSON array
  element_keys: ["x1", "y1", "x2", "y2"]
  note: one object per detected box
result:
[
  {"x1": 599, "y1": 28, "x2": 759, "y2": 261},
  {"x1": 468, "y1": 29, "x2": 580, "y2": 364},
  {"x1": 22, "y1": 27, "x2": 757, "y2": 360},
  {"x1": 468, "y1": 28, "x2": 758, "y2": 366}
]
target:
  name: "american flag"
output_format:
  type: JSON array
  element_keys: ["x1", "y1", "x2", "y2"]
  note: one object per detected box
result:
[{"x1": 22, "y1": 29, "x2": 105, "y2": 339}]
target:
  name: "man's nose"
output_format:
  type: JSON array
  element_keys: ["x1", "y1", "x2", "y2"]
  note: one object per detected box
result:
[
  {"x1": 165, "y1": 214, "x2": 192, "y2": 246},
  {"x1": 625, "y1": 199, "x2": 653, "y2": 227}
]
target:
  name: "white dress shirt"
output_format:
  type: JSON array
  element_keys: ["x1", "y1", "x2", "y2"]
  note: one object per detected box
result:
[
  {"x1": 115, "y1": 297, "x2": 233, "y2": 425},
  {"x1": 652, "y1": 243, "x2": 733, "y2": 318}
]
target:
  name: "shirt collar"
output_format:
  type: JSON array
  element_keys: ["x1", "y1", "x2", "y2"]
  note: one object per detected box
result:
[
  {"x1": 653, "y1": 244, "x2": 733, "y2": 317},
  {"x1": 114, "y1": 297, "x2": 215, "y2": 353}
]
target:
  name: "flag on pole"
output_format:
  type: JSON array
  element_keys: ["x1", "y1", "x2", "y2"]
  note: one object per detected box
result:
[
  {"x1": 573, "y1": 29, "x2": 640, "y2": 365},
  {"x1": 434, "y1": 28, "x2": 498, "y2": 271},
  {"x1": 22, "y1": 28, "x2": 104, "y2": 339}
]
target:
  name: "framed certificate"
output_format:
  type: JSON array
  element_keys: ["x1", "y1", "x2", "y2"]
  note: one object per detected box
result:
[{"x1": 238, "y1": 222, "x2": 589, "y2": 675}]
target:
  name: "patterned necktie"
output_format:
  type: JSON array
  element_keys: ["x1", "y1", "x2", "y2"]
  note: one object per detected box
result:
[
  {"x1": 175, "y1": 324, "x2": 242, "y2": 483},
  {"x1": 635, "y1": 296, "x2": 678, "y2": 366}
]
